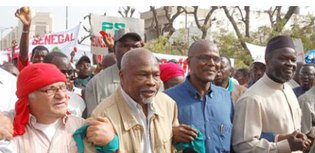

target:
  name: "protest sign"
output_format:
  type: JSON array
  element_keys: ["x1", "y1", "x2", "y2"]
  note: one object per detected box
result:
[
  {"x1": 245, "y1": 42, "x2": 265, "y2": 62},
  {"x1": 90, "y1": 14, "x2": 144, "y2": 55},
  {"x1": 153, "y1": 53, "x2": 189, "y2": 74},
  {"x1": 293, "y1": 38, "x2": 305, "y2": 63},
  {"x1": 30, "y1": 23, "x2": 81, "y2": 56}
]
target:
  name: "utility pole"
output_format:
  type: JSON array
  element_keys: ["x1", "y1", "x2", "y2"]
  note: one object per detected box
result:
[
  {"x1": 66, "y1": 6, "x2": 68, "y2": 29},
  {"x1": 0, "y1": 27, "x2": 13, "y2": 50}
]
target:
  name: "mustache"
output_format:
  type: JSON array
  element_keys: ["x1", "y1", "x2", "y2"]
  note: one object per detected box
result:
[{"x1": 140, "y1": 87, "x2": 157, "y2": 93}]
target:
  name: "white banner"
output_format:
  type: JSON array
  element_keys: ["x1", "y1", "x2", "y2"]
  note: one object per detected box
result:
[
  {"x1": 90, "y1": 14, "x2": 144, "y2": 55},
  {"x1": 153, "y1": 53, "x2": 189, "y2": 74},
  {"x1": 30, "y1": 23, "x2": 81, "y2": 55},
  {"x1": 245, "y1": 42, "x2": 265, "y2": 63},
  {"x1": 293, "y1": 39, "x2": 305, "y2": 63}
]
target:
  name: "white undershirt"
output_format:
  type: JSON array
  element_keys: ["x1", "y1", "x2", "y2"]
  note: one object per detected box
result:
[
  {"x1": 120, "y1": 87, "x2": 154, "y2": 153},
  {"x1": 34, "y1": 119, "x2": 61, "y2": 141}
]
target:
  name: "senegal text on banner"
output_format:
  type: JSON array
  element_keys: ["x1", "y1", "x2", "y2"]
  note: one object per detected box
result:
[
  {"x1": 90, "y1": 14, "x2": 144, "y2": 55},
  {"x1": 29, "y1": 23, "x2": 81, "y2": 56}
]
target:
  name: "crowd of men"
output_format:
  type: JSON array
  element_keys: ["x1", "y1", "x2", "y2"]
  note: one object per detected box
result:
[{"x1": 0, "y1": 7, "x2": 315, "y2": 153}]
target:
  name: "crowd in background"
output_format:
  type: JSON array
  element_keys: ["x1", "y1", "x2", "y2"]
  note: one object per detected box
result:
[{"x1": 0, "y1": 7, "x2": 315, "y2": 153}]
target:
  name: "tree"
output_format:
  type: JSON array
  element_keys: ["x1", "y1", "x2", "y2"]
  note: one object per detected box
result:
[
  {"x1": 266, "y1": 6, "x2": 298, "y2": 34},
  {"x1": 118, "y1": 6, "x2": 135, "y2": 18},
  {"x1": 149, "y1": 6, "x2": 184, "y2": 38},
  {"x1": 150, "y1": 6, "x2": 162, "y2": 37},
  {"x1": 144, "y1": 28, "x2": 189, "y2": 55},
  {"x1": 78, "y1": 13, "x2": 92, "y2": 44},
  {"x1": 163, "y1": 6, "x2": 185, "y2": 37},
  {"x1": 222, "y1": 6, "x2": 249, "y2": 51},
  {"x1": 183, "y1": 6, "x2": 218, "y2": 39}
]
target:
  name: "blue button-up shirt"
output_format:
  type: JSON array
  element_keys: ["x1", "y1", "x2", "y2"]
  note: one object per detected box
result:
[{"x1": 165, "y1": 76, "x2": 234, "y2": 153}]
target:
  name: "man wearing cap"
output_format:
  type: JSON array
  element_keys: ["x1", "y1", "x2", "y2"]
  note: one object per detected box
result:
[
  {"x1": 0, "y1": 63, "x2": 86, "y2": 152},
  {"x1": 248, "y1": 55, "x2": 266, "y2": 87},
  {"x1": 159, "y1": 62, "x2": 185, "y2": 89},
  {"x1": 74, "y1": 55, "x2": 93, "y2": 89},
  {"x1": 0, "y1": 63, "x2": 117, "y2": 153},
  {"x1": 232, "y1": 35, "x2": 312, "y2": 153},
  {"x1": 85, "y1": 28, "x2": 143, "y2": 116}
]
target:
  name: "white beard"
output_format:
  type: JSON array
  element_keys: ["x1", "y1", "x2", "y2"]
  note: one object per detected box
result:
[{"x1": 140, "y1": 94, "x2": 154, "y2": 104}]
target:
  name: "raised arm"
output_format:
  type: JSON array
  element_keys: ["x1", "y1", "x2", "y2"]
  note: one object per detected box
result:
[{"x1": 15, "y1": 7, "x2": 31, "y2": 65}]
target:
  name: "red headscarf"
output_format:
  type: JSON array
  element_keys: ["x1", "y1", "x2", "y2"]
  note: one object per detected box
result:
[
  {"x1": 13, "y1": 63, "x2": 67, "y2": 137},
  {"x1": 159, "y1": 63, "x2": 185, "y2": 83}
]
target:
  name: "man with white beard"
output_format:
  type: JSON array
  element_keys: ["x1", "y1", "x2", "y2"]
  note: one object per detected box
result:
[{"x1": 84, "y1": 48, "x2": 195, "y2": 153}]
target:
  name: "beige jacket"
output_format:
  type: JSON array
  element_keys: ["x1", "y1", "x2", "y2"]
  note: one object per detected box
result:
[
  {"x1": 84, "y1": 64, "x2": 120, "y2": 117},
  {"x1": 84, "y1": 87, "x2": 179, "y2": 153}
]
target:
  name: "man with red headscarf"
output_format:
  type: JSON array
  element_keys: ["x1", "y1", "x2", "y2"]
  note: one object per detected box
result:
[{"x1": 0, "y1": 63, "x2": 115, "y2": 152}]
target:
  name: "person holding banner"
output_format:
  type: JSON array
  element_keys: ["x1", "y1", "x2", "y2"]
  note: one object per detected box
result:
[
  {"x1": 85, "y1": 28, "x2": 143, "y2": 117},
  {"x1": 15, "y1": 7, "x2": 49, "y2": 72}
]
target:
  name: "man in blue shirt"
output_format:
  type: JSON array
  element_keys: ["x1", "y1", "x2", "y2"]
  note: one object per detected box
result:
[{"x1": 165, "y1": 40, "x2": 234, "y2": 153}]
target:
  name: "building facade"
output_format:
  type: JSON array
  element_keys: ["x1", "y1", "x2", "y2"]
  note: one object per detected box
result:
[{"x1": 0, "y1": 11, "x2": 54, "y2": 50}]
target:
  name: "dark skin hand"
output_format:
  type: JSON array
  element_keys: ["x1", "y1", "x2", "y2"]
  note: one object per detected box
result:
[
  {"x1": 173, "y1": 124, "x2": 198, "y2": 143},
  {"x1": 86, "y1": 117, "x2": 116, "y2": 146},
  {"x1": 15, "y1": 7, "x2": 31, "y2": 64},
  {"x1": 285, "y1": 131, "x2": 312, "y2": 152}
]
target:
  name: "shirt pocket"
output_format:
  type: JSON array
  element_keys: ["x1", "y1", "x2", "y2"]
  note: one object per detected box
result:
[
  {"x1": 219, "y1": 123, "x2": 232, "y2": 152},
  {"x1": 154, "y1": 122, "x2": 173, "y2": 153}
]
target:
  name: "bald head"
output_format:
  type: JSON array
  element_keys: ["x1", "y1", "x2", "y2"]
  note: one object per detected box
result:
[
  {"x1": 188, "y1": 40, "x2": 219, "y2": 57},
  {"x1": 119, "y1": 48, "x2": 160, "y2": 105},
  {"x1": 187, "y1": 39, "x2": 221, "y2": 84},
  {"x1": 121, "y1": 48, "x2": 158, "y2": 71}
]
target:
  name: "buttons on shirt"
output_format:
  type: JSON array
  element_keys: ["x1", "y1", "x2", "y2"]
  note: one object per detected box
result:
[{"x1": 194, "y1": 95, "x2": 198, "y2": 99}]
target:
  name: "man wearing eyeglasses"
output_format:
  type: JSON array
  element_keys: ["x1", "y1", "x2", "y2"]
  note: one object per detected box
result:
[
  {"x1": 165, "y1": 40, "x2": 234, "y2": 153},
  {"x1": 43, "y1": 52, "x2": 86, "y2": 117},
  {"x1": 0, "y1": 63, "x2": 116, "y2": 153}
]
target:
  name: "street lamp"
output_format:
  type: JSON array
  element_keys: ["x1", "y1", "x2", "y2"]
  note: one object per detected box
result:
[{"x1": 0, "y1": 27, "x2": 13, "y2": 50}]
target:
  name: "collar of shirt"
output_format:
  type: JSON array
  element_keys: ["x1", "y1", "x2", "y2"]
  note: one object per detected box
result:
[
  {"x1": 117, "y1": 86, "x2": 164, "y2": 130},
  {"x1": 29, "y1": 114, "x2": 68, "y2": 129},
  {"x1": 120, "y1": 86, "x2": 154, "y2": 153},
  {"x1": 120, "y1": 86, "x2": 154, "y2": 120},
  {"x1": 262, "y1": 73, "x2": 285, "y2": 90},
  {"x1": 183, "y1": 75, "x2": 214, "y2": 101}
]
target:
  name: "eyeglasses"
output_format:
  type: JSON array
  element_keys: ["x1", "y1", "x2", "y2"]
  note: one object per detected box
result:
[
  {"x1": 60, "y1": 69, "x2": 74, "y2": 75},
  {"x1": 190, "y1": 55, "x2": 221, "y2": 64},
  {"x1": 39, "y1": 85, "x2": 67, "y2": 95}
]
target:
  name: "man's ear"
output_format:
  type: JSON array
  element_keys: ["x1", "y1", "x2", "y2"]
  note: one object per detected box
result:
[{"x1": 119, "y1": 70, "x2": 124, "y2": 85}]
